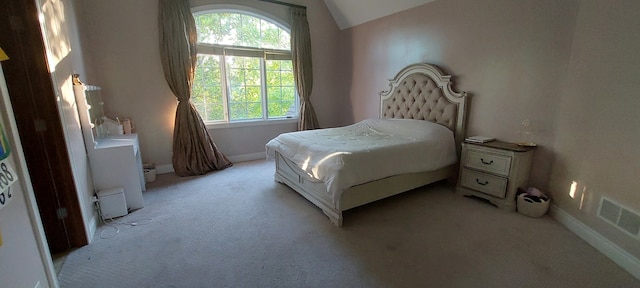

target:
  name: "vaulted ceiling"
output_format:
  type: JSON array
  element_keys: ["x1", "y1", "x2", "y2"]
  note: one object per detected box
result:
[{"x1": 323, "y1": 0, "x2": 436, "y2": 30}]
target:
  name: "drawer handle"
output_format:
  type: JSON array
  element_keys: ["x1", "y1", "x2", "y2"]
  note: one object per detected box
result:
[
  {"x1": 480, "y1": 158, "x2": 494, "y2": 165},
  {"x1": 476, "y1": 179, "x2": 489, "y2": 186}
]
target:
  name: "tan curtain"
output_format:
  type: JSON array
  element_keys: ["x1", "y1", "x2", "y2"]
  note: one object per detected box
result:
[
  {"x1": 158, "y1": 0, "x2": 231, "y2": 176},
  {"x1": 291, "y1": 7, "x2": 319, "y2": 130}
]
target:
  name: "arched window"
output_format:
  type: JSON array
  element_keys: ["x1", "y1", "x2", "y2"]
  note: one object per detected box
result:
[{"x1": 192, "y1": 10, "x2": 297, "y2": 124}]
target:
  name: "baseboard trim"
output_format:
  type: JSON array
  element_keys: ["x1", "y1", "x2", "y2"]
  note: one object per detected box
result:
[
  {"x1": 549, "y1": 204, "x2": 640, "y2": 280},
  {"x1": 227, "y1": 152, "x2": 266, "y2": 163},
  {"x1": 155, "y1": 152, "x2": 266, "y2": 175},
  {"x1": 156, "y1": 164, "x2": 174, "y2": 174}
]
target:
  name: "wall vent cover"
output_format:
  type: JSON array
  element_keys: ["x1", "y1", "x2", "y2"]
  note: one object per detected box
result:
[{"x1": 598, "y1": 197, "x2": 640, "y2": 238}]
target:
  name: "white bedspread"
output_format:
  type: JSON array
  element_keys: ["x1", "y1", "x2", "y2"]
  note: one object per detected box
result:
[{"x1": 265, "y1": 118, "x2": 457, "y2": 201}]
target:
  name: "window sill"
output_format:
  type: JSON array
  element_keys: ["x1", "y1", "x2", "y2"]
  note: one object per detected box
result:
[{"x1": 206, "y1": 118, "x2": 298, "y2": 130}]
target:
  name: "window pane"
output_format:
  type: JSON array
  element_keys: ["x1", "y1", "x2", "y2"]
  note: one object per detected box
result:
[
  {"x1": 282, "y1": 87, "x2": 296, "y2": 102},
  {"x1": 226, "y1": 56, "x2": 263, "y2": 120},
  {"x1": 245, "y1": 69, "x2": 261, "y2": 86},
  {"x1": 266, "y1": 59, "x2": 297, "y2": 118},
  {"x1": 193, "y1": 55, "x2": 224, "y2": 121},
  {"x1": 266, "y1": 70, "x2": 280, "y2": 86},
  {"x1": 243, "y1": 15, "x2": 260, "y2": 47},
  {"x1": 205, "y1": 86, "x2": 224, "y2": 121},
  {"x1": 195, "y1": 12, "x2": 290, "y2": 50},
  {"x1": 247, "y1": 102, "x2": 262, "y2": 119},
  {"x1": 267, "y1": 87, "x2": 282, "y2": 101},
  {"x1": 195, "y1": 13, "x2": 224, "y2": 44},
  {"x1": 229, "y1": 102, "x2": 247, "y2": 119}
]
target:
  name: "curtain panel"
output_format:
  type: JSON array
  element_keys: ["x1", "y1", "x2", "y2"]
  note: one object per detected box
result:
[
  {"x1": 290, "y1": 7, "x2": 319, "y2": 130},
  {"x1": 159, "y1": 0, "x2": 231, "y2": 176}
]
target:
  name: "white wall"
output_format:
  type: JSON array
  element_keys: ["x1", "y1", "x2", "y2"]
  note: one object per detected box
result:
[
  {"x1": 76, "y1": 0, "x2": 343, "y2": 168},
  {"x1": 340, "y1": 0, "x2": 578, "y2": 189},
  {"x1": 548, "y1": 0, "x2": 640, "y2": 259}
]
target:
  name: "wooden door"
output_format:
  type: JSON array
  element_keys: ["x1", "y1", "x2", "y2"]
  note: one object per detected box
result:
[{"x1": 0, "y1": 0, "x2": 87, "y2": 253}]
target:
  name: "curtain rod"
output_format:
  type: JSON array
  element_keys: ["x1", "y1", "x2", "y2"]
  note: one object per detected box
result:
[{"x1": 258, "y1": 0, "x2": 306, "y2": 10}]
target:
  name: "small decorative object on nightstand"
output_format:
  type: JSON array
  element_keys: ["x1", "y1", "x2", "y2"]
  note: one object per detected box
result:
[{"x1": 455, "y1": 140, "x2": 536, "y2": 211}]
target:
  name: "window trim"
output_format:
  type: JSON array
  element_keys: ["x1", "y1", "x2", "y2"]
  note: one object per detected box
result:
[
  {"x1": 197, "y1": 43, "x2": 291, "y2": 60},
  {"x1": 206, "y1": 117, "x2": 298, "y2": 130},
  {"x1": 192, "y1": 5, "x2": 299, "y2": 126}
]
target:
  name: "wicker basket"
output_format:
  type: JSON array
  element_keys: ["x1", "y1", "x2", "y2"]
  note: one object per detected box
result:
[
  {"x1": 143, "y1": 163, "x2": 156, "y2": 183},
  {"x1": 517, "y1": 193, "x2": 550, "y2": 217}
]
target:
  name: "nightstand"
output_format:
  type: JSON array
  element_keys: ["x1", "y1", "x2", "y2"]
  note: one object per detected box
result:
[{"x1": 455, "y1": 140, "x2": 536, "y2": 211}]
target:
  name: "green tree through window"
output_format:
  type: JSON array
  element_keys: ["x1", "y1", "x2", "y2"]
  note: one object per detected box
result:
[{"x1": 192, "y1": 11, "x2": 297, "y2": 123}]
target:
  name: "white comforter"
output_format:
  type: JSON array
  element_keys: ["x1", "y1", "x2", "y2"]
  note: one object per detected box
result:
[{"x1": 265, "y1": 118, "x2": 457, "y2": 201}]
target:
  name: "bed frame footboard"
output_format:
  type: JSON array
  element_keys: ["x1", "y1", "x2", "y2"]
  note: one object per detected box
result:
[
  {"x1": 274, "y1": 152, "x2": 344, "y2": 226},
  {"x1": 274, "y1": 151, "x2": 455, "y2": 226}
]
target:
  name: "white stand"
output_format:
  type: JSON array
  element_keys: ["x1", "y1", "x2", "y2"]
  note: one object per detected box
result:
[
  {"x1": 73, "y1": 82, "x2": 145, "y2": 211},
  {"x1": 90, "y1": 134, "x2": 145, "y2": 210}
]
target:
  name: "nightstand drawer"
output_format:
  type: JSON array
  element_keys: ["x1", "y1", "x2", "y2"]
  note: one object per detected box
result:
[
  {"x1": 465, "y1": 150, "x2": 512, "y2": 176},
  {"x1": 460, "y1": 169, "x2": 508, "y2": 198}
]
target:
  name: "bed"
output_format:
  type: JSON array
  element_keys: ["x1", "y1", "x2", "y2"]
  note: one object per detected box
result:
[{"x1": 266, "y1": 63, "x2": 469, "y2": 226}]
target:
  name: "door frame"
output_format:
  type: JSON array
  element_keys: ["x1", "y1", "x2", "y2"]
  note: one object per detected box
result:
[
  {"x1": 0, "y1": 0, "x2": 88, "y2": 253},
  {"x1": 0, "y1": 66, "x2": 58, "y2": 288}
]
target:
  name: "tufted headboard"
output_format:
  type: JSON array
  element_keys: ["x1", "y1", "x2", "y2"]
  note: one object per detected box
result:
[{"x1": 379, "y1": 63, "x2": 469, "y2": 147}]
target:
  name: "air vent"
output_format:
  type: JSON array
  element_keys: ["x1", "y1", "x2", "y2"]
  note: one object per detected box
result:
[
  {"x1": 619, "y1": 209, "x2": 640, "y2": 236},
  {"x1": 598, "y1": 197, "x2": 640, "y2": 238},
  {"x1": 599, "y1": 199, "x2": 621, "y2": 223}
]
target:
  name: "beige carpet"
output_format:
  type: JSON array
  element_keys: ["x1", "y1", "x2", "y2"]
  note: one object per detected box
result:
[{"x1": 56, "y1": 159, "x2": 638, "y2": 287}]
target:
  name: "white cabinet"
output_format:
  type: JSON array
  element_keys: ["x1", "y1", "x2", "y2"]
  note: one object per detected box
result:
[
  {"x1": 89, "y1": 134, "x2": 145, "y2": 210},
  {"x1": 455, "y1": 141, "x2": 535, "y2": 211},
  {"x1": 73, "y1": 80, "x2": 144, "y2": 211}
]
